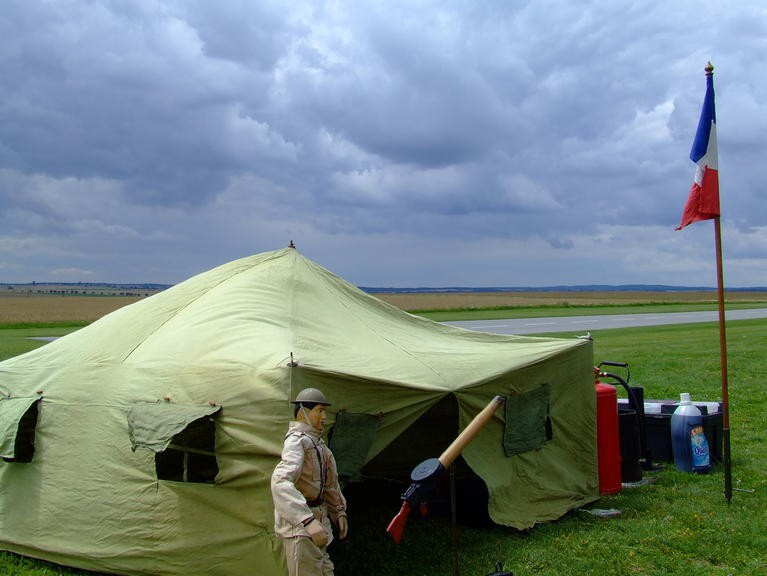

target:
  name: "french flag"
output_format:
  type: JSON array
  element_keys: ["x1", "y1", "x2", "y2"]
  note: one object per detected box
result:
[{"x1": 677, "y1": 66, "x2": 720, "y2": 230}]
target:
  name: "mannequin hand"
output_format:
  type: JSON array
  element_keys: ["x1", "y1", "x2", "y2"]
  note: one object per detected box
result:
[
  {"x1": 337, "y1": 516, "x2": 348, "y2": 540},
  {"x1": 305, "y1": 519, "x2": 329, "y2": 548}
]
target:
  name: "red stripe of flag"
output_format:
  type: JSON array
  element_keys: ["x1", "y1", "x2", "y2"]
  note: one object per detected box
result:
[{"x1": 677, "y1": 67, "x2": 719, "y2": 230}]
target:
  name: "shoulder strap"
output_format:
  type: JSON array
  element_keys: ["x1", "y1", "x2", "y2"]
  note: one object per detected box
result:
[
  {"x1": 305, "y1": 435, "x2": 327, "y2": 499},
  {"x1": 285, "y1": 431, "x2": 327, "y2": 496}
]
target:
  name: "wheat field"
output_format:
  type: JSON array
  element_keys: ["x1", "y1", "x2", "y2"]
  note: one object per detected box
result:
[
  {"x1": 0, "y1": 295, "x2": 144, "y2": 324},
  {"x1": 1, "y1": 291, "x2": 766, "y2": 324},
  {"x1": 373, "y1": 290, "x2": 767, "y2": 311}
]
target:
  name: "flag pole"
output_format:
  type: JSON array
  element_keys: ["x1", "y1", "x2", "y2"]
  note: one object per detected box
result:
[
  {"x1": 677, "y1": 61, "x2": 731, "y2": 502},
  {"x1": 714, "y1": 214, "x2": 732, "y2": 503},
  {"x1": 704, "y1": 61, "x2": 732, "y2": 503}
]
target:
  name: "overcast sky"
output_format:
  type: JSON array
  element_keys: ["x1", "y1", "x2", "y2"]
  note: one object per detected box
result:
[{"x1": 2, "y1": 1, "x2": 766, "y2": 288}]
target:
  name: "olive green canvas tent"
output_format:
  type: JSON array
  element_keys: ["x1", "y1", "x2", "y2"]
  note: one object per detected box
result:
[{"x1": 0, "y1": 247, "x2": 598, "y2": 576}]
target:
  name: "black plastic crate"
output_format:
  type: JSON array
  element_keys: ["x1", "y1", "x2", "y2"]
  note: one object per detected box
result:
[{"x1": 643, "y1": 404, "x2": 723, "y2": 464}]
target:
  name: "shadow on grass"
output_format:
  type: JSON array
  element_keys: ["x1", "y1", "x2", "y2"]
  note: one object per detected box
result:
[{"x1": 332, "y1": 476, "x2": 529, "y2": 576}]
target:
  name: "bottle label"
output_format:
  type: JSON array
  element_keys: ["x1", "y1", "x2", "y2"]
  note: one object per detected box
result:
[{"x1": 690, "y1": 425, "x2": 710, "y2": 468}]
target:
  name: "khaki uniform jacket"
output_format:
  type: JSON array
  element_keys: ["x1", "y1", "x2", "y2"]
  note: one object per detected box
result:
[{"x1": 271, "y1": 421, "x2": 347, "y2": 540}]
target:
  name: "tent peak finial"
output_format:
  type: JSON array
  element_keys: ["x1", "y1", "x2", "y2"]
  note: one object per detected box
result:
[{"x1": 288, "y1": 240, "x2": 296, "y2": 249}]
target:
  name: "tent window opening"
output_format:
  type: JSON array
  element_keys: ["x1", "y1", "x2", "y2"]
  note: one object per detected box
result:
[
  {"x1": 1, "y1": 397, "x2": 41, "y2": 463},
  {"x1": 156, "y1": 416, "x2": 218, "y2": 483},
  {"x1": 128, "y1": 402, "x2": 221, "y2": 485},
  {"x1": 503, "y1": 384, "x2": 552, "y2": 457}
]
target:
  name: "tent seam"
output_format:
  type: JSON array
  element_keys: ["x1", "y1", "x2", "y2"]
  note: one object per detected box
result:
[
  {"x1": 119, "y1": 251, "x2": 287, "y2": 363},
  {"x1": 302, "y1": 259, "x2": 451, "y2": 387}
]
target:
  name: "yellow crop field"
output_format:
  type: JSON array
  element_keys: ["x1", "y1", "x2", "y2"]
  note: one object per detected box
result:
[
  {"x1": 0, "y1": 295, "x2": 144, "y2": 324},
  {"x1": 373, "y1": 290, "x2": 767, "y2": 311},
  {"x1": 1, "y1": 291, "x2": 765, "y2": 324}
]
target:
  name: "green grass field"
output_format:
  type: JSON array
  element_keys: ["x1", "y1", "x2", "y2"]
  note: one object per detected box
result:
[{"x1": 1, "y1": 310, "x2": 765, "y2": 575}]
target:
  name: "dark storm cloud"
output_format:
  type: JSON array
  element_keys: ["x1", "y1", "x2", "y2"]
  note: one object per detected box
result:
[{"x1": 1, "y1": 0, "x2": 766, "y2": 286}]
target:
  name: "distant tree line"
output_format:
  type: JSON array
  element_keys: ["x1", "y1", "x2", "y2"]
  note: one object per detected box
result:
[{"x1": 2, "y1": 284, "x2": 166, "y2": 297}]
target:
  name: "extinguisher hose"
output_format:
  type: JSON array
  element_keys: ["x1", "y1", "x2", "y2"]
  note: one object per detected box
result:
[{"x1": 599, "y1": 371, "x2": 650, "y2": 469}]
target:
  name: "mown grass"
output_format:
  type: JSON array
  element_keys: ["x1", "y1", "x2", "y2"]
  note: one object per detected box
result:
[
  {"x1": 1, "y1": 314, "x2": 765, "y2": 575},
  {"x1": 0, "y1": 326, "x2": 85, "y2": 361}
]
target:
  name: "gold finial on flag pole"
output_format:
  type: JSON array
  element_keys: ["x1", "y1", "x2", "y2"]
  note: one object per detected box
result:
[{"x1": 705, "y1": 61, "x2": 714, "y2": 75}]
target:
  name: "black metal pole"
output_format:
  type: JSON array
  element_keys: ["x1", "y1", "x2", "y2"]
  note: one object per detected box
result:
[
  {"x1": 714, "y1": 217, "x2": 732, "y2": 502},
  {"x1": 450, "y1": 463, "x2": 459, "y2": 576}
]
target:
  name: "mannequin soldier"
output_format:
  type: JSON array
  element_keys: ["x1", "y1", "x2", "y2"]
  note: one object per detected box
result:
[{"x1": 271, "y1": 388, "x2": 348, "y2": 576}]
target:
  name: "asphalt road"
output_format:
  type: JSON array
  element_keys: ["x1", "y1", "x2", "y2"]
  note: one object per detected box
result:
[
  {"x1": 26, "y1": 308, "x2": 767, "y2": 342},
  {"x1": 445, "y1": 308, "x2": 767, "y2": 336}
]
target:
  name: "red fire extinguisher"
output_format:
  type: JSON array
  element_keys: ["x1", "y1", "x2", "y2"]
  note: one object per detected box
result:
[{"x1": 595, "y1": 367, "x2": 621, "y2": 494}]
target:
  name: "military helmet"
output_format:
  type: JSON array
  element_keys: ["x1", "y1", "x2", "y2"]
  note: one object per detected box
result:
[{"x1": 292, "y1": 387, "x2": 331, "y2": 406}]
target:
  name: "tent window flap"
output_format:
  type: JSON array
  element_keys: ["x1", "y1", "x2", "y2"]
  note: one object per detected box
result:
[
  {"x1": 128, "y1": 402, "x2": 221, "y2": 484},
  {"x1": 328, "y1": 411, "x2": 379, "y2": 483},
  {"x1": 128, "y1": 402, "x2": 221, "y2": 453},
  {"x1": 0, "y1": 397, "x2": 41, "y2": 463},
  {"x1": 503, "y1": 384, "x2": 552, "y2": 457}
]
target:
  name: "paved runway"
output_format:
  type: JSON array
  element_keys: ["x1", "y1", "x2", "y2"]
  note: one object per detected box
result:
[
  {"x1": 445, "y1": 308, "x2": 767, "y2": 336},
  {"x1": 26, "y1": 309, "x2": 767, "y2": 341}
]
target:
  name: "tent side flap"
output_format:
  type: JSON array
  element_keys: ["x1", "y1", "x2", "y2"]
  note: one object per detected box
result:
[
  {"x1": 0, "y1": 397, "x2": 41, "y2": 461},
  {"x1": 503, "y1": 384, "x2": 552, "y2": 456},
  {"x1": 128, "y1": 402, "x2": 222, "y2": 452},
  {"x1": 328, "y1": 412, "x2": 380, "y2": 482}
]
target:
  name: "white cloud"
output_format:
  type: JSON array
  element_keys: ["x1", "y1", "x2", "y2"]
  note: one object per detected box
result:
[{"x1": 619, "y1": 100, "x2": 675, "y2": 146}]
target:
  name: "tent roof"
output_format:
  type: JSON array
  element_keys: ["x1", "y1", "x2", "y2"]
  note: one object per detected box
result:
[{"x1": 4, "y1": 247, "x2": 585, "y2": 395}]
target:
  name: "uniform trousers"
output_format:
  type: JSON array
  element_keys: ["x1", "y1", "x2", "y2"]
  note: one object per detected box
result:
[{"x1": 282, "y1": 535, "x2": 334, "y2": 576}]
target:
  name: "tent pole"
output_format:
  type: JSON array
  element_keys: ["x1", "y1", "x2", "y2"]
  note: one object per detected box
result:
[
  {"x1": 288, "y1": 352, "x2": 298, "y2": 406},
  {"x1": 449, "y1": 462, "x2": 459, "y2": 576}
]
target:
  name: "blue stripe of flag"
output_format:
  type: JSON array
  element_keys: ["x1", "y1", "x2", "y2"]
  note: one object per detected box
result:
[{"x1": 690, "y1": 73, "x2": 716, "y2": 163}]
